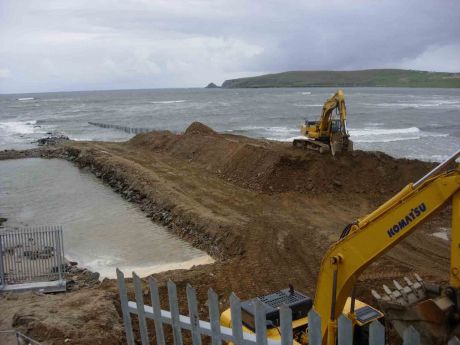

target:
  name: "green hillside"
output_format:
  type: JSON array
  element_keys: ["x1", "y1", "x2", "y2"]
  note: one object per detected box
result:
[{"x1": 221, "y1": 69, "x2": 460, "y2": 88}]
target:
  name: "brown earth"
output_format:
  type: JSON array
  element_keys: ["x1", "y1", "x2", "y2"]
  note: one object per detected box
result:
[{"x1": 0, "y1": 122, "x2": 452, "y2": 344}]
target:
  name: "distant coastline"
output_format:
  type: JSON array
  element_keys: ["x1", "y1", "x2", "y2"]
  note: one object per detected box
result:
[{"x1": 221, "y1": 69, "x2": 460, "y2": 88}]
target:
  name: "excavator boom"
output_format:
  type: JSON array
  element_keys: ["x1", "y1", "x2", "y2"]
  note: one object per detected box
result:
[
  {"x1": 314, "y1": 150, "x2": 460, "y2": 344},
  {"x1": 318, "y1": 89, "x2": 347, "y2": 136}
]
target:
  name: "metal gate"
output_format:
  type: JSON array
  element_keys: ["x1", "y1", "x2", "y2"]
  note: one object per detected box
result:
[{"x1": 0, "y1": 226, "x2": 66, "y2": 292}]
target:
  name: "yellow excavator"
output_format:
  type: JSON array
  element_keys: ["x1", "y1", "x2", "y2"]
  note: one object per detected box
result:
[
  {"x1": 221, "y1": 149, "x2": 460, "y2": 344},
  {"x1": 293, "y1": 90, "x2": 353, "y2": 156}
]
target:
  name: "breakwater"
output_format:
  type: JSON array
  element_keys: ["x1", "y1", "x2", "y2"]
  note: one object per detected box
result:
[{"x1": 88, "y1": 122, "x2": 154, "y2": 134}]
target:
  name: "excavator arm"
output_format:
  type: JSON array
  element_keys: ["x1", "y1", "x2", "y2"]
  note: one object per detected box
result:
[
  {"x1": 318, "y1": 89, "x2": 348, "y2": 138},
  {"x1": 313, "y1": 150, "x2": 460, "y2": 345}
]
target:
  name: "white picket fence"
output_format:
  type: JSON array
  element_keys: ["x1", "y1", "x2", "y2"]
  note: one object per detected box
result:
[{"x1": 117, "y1": 269, "x2": 460, "y2": 345}]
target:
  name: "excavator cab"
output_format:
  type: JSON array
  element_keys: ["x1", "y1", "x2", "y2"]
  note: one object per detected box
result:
[{"x1": 330, "y1": 119, "x2": 342, "y2": 133}]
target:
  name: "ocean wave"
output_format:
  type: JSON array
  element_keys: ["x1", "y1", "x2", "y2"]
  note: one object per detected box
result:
[
  {"x1": 293, "y1": 103, "x2": 323, "y2": 107},
  {"x1": 424, "y1": 123, "x2": 444, "y2": 128},
  {"x1": 354, "y1": 136, "x2": 424, "y2": 143},
  {"x1": 269, "y1": 133, "x2": 451, "y2": 146},
  {"x1": 246, "y1": 125, "x2": 450, "y2": 145},
  {"x1": 406, "y1": 154, "x2": 454, "y2": 163},
  {"x1": 0, "y1": 120, "x2": 40, "y2": 135},
  {"x1": 300, "y1": 92, "x2": 312, "y2": 95},
  {"x1": 365, "y1": 122, "x2": 384, "y2": 127},
  {"x1": 372, "y1": 100, "x2": 460, "y2": 108},
  {"x1": 266, "y1": 136, "x2": 304, "y2": 142},
  {"x1": 230, "y1": 126, "x2": 298, "y2": 135},
  {"x1": 349, "y1": 127, "x2": 420, "y2": 136},
  {"x1": 151, "y1": 100, "x2": 186, "y2": 104},
  {"x1": 266, "y1": 126, "x2": 298, "y2": 134},
  {"x1": 349, "y1": 126, "x2": 448, "y2": 143}
]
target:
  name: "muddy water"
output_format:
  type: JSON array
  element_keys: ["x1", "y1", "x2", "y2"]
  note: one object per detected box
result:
[{"x1": 0, "y1": 158, "x2": 213, "y2": 278}]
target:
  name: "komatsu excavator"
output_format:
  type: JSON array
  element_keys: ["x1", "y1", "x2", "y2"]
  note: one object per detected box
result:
[
  {"x1": 292, "y1": 90, "x2": 353, "y2": 156},
  {"x1": 221, "y1": 149, "x2": 460, "y2": 345}
]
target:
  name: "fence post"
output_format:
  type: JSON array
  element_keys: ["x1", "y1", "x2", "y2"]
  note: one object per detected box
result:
[
  {"x1": 59, "y1": 226, "x2": 65, "y2": 283},
  {"x1": 308, "y1": 309, "x2": 322, "y2": 345},
  {"x1": 0, "y1": 233, "x2": 4, "y2": 289},
  {"x1": 229, "y1": 293, "x2": 244, "y2": 345},
  {"x1": 168, "y1": 280, "x2": 184, "y2": 345},
  {"x1": 449, "y1": 337, "x2": 460, "y2": 345},
  {"x1": 338, "y1": 314, "x2": 352, "y2": 345},
  {"x1": 133, "y1": 272, "x2": 150, "y2": 345},
  {"x1": 403, "y1": 326, "x2": 420, "y2": 345},
  {"x1": 369, "y1": 320, "x2": 385, "y2": 345},
  {"x1": 208, "y1": 288, "x2": 222, "y2": 345},
  {"x1": 254, "y1": 299, "x2": 268, "y2": 345},
  {"x1": 149, "y1": 277, "x2": 166, "y2": 345},
  {"x1": 116, "y1": 268, "x2": 135, "y2": 345},
  {"x1": 55, "y1": 226, "x2": 64, "y2": 283},
  {"x1": 186, "y1": 284, "x2": 202, "y2": 345},
  {"x1": 280, "y1": 304, "x2": 293, "y2": 345}
]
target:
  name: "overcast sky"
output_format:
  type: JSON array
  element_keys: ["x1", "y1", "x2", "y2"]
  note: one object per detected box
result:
[{"x1": 1, "y1": 0, "x2": 459, "y2": 93}]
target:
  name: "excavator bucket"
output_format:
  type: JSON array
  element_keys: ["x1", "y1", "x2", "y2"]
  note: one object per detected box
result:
[
  {"x1": 372, "y1": 274, "x2": 460, "y2": 345},
  {"x1": 330, "y1": 133, "x2": 353, "y2": 156}
]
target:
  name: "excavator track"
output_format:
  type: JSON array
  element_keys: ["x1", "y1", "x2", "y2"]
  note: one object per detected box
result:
[{"x1": 292, "y1": 138, "x2": 330, "y2": 153}]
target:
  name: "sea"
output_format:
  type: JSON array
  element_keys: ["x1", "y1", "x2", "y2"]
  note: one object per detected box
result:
[{"x1": 1, "y1": 87, "x2": 459, "y2": 162}]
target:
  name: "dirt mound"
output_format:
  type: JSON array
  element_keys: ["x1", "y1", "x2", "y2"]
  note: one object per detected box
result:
[
  {"x1": 184, "y1": 121, "x2": 216, "y2": 135},
  {"x1": 259, "y1": 150, "x2": 432, "y2": 197},
  {"x1": 126, "y1": 122, "x2": 434, "y2": 199},
  {"x1": 1, "y1": 290, "x2": 123, "y2": 345}
]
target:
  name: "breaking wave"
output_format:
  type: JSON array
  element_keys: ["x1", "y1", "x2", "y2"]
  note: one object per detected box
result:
[
  {"x1": 263, "y1": 126, "x2": 449, "y2": 145},
  {"x1": 293, "y1": 103, "x2": 323, "y2": 107},
  {"x1": 17, "y1": 97, "x2": 36, "y2": 101},
  {"x1": 0, "y1": 119, "x2": 49, "y2": 148},
  {"x1": 350, "y1": 127, "x2": 420, "y2": 136},
  {"x1": 266, "y1": 136, "x2": 304, "y2": 142},
  {"x1": 151, "y1": 100, "x2": 186, "y2": 104},
  {"x1": 0, "y1": 120, "x2": 39, "y2": 135},
  {"x1": 372, "y1": 100, "x2": 460, "y2": 108},
  {"x1": 228, "y1": 126, "x2": 299, "y2": 136},
  {"x1": 349, "y1": 126, "x2": 448, "y2": 143},
  {"x1": 365, "y1": 122, "x2": 384, "y2": 127}
]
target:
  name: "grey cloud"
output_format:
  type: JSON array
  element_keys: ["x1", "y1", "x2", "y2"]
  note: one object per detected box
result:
[{"x1": 0, "y1": 0, "x2": 459, "y2": 93}]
